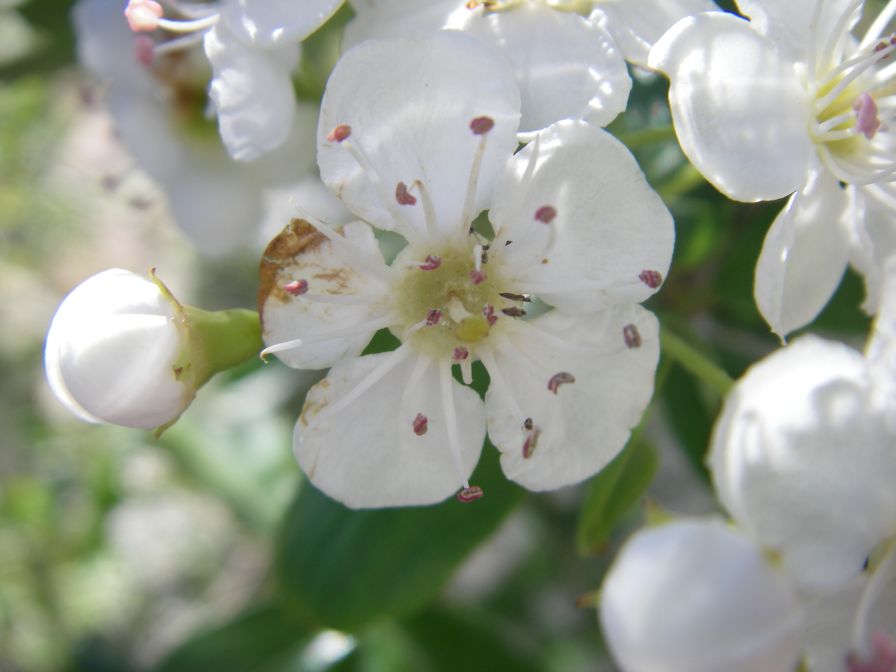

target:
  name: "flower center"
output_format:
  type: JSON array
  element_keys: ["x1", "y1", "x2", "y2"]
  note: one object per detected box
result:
[
  {"x1": 393, "y1": 240, "x2": 515, "y2": 358},
  {"x1": 464, "y1": 0, "x2": 592, "y2": 14}
]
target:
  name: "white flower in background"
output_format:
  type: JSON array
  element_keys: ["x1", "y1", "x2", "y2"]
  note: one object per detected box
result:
[
  {"x1": 649, "y1": 1, "x2": 896, "y2": 338},
  {"x1": 45, "y1": 269, "x2": 260, "y2": 431},
  {"x1": 258, "y1": 32, "x2": 674, "y2": 508},
  {"x1": 345, "y1": 0, "x2": 716, "y2": 138},
  {"x1": 599, "y1": 518, "x2": 803, "y2": 672},
  {"x1": 74, "y1": 0, "x2": 344, "y2": 256},
  {"x1": 708, "y1": 257, "x2": 896, "y2": 590},
  {"x1": 123, "y1": 0, "x2": 344, "y2": 160}
]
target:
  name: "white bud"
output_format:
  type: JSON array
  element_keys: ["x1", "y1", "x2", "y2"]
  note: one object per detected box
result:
[
  {"x1": 599, "y1": 518, "x2": 802, "y2": 672},
  {"x1": 45, "y1": 269, "x2": 193, "y2": 430},
  {"x1": 709, "y1": 335, "x2": 896, "y2": 590}
]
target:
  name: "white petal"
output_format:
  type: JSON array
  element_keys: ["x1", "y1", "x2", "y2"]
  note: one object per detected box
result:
[
  {"x1": 735, "y1": 0, "x2": 860, "y2": 64},
  {"x1": 709, "y1": 335, "x2": 896, "y2": 590},
  {"x1": 866, "y1": 255, "x2": 896, "y2": 415},
  {"x1": 754, "y1": 169, "x2": 850, "y2": 339},
  {"x1": 489, "y1": 121, "x2": 674, "y2": 313},
  {"x1": 800, "y1": 576, "x2": 867, "y2": 672},
  {"x1": 260, "y1": 220, "x2": 393, "y2": 370},
  {"x1": 295, "y1": 351, "x2": 486, "y2": 508},
  {"x1": 849, "y1": 183, "x2": 896, "y2": 313},
  {"x1": 482, "y1": 305, "x2": 659, "y2": 491},
  {"x1": 599, "y1": 518, "x2": 803, "y2": 672},
  {"x1": 220, "y1": 0, "x2": 343, "y2": 47},
  {"x1": 318, "y1": 31, "x2": 520, "y2": 243},
  {"x1": 591, "y1": 0, "x2": 720, "y2": 66},
  {"x1": 205, "y1": 23, "x2": 298, "y2": 161},
  {"x1": 343, "y1": 0, "x2": 456, "y2": 50},
  {"x1": 450, "y1": 4, "x2": 630, "y2": 133},
  {"x1": 648, "y1": 12, "x2": 813, "y2": 201}
]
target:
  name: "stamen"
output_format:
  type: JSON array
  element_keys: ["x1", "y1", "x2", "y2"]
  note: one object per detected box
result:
[
  {"x1": 425, "y1": 309, "x2": 442, "y2": 326},
  {"x1": 155, "y1": 13, "x2": 220, "y2": 34},
  {"x1": 283, "y1": 279, "x2": 309, "y2": 296},
  {"x1": 623, "y1": 323, "x2": 642, "y2": 349},
  {"x1": 470, "y1": 116, "x2": 495, "y2": 135},
  {"x1": 482, "y1": 304, "x2": 498, "y2": 326},
  {"x1": 547, "y1": 372, "x2": 575, "y2": 394},
  {"x1": 458, "y1": 116, "x2": 494, "y2": 237},
  {"x1": 439, "y1": 359, "x2": 472, "y2": 490},
  {"x1": 861, "y1": 0, "x2": 896, "y2": 49},
  {"x1": 478, "y1": 348, "x2": 526, "y2": 420},
  {"x1": 501, "y1": 306, "x2": 526, "y2": 317},
  {"x1": 454, "y1": 347, "x2": 473, "y2": 385},
  {"x1": 420, "y1": 255, "x2": 442, "y2": 271},
  {"x1": 327, "y1": 124, "x2": 352, "y2": 143},
  {"x1": 534, "y1": 205, "x2": 557, "y2": 223},
  {"x1": 456, "y1": 486, "x2": 484, "y2": 502},
  {"x1": 473, "y1": 244, "x2": 483, "y2": 272},
  {"x1": 522, "y1": 424, "x2": 541, "y2": 459},
  {"x1": 260, "y1": 314, "x2": 395, "y2": 361},
  {"x1": 395, "y1": 181, "x2": 417, "y2": 206},
  {"x1": 134, "y1": 35, "x2": 155, "y2": 65},
  {"x1": 447, "y1": 296, "x2": 473, "y2": 322},
  {"x1": 411, "y1": 179, "x2": 439, "y2": 239},
  {"x1": 453, "y1": 347, "x2": 470, "y2": 362},
  {"x1": 412, "y1": 413, "x2": 429, "y2": 436},
  {"x1": 125, "y1": 0, "x2": 163, "y2": 32},
  {"x1": 638, "y1": 270, "x2": 663, "y2": 289},
  {"x1": 499, "y1": 292, "x2": 531, "y2": 302},
  {"x1": 855, "y1": 93, "x2": 882, "y2": 138},
  {"x1": 469, "y1": 269, "x2": 487, "y2": 285},
  {"x1": 846, "y1": 630, "x2": 896, "y2": 672}
]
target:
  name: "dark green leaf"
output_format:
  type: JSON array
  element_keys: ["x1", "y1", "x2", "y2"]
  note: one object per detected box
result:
[
  {"x1": 276, "y1": 446, "x2": 523, "y2": 631},
  {"x1": 153, "y1": 604, "x2": 309, "y2": 672},
  {"x1": 576, "y1": 437, "x2": 658, "y2": 555}
]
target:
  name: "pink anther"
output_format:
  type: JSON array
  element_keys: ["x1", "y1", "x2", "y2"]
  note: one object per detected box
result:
[
  {"x1": 395, "y1": 181, "x2": 417, "y2": 206},
  {"x1": 469, "y1": 269, "x2": 487, "y2": 285},
  {"x1": 453, "y1": 347, "x2": 469, "y2": 362},
  {"x1": 623, "y1": 323, "x2": 642, "y2": 349},
  {"x1": 283, "y1": 279, "x2": 309, "y2": 296},
  {"x1": 547, "y1": 372, "x2": 575, "y2": 394},
  {"x1": 639, "y1": 269, "x2": 663, "y2": 289},
  {"x1": 457, "y1": 485, "x2": 484, "y2": 502},
  {"x1": 327, "y1": 124, "x2": 351, "y2": 143},
  {"x1": 855, "y1": 93, "x2": 882, "y2": 140},
  {"x1": 125, "y1": 0, "x2": 163, "y2": 32},
  {"x1": 425, "y1": 309, "x2": 442, "y2": 326},
  {"x1": 482, "y1": 304, "x2": 497, "y2": 326},
  {"x1": 846, "y1": 630, "x2": 896, "y2": 672},
  {"x1": 523, "y1": 425, "x2": 541, "y2": 459},
  {"x1": 412, "y1": 413, "x2": 428, "y2": 436},
  {"x1": 420, "y1": 255, "x2": 442, "y2": 271},
  {"x1": 134, "y1": 35, "x2": 156, "y2": 65},
  {"x1": 470, "y1": 116, "x2": 494, "y2": 135},
  {"x1": 534, "y1": 205, "x2": 557, "y2": 223}
]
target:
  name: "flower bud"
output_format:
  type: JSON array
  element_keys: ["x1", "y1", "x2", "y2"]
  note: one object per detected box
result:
[
  {"x1": 45, "y1": 269, "x2": 261, "y2": 431},
  {"x1": 599, "y1": 518, "x2": 802, "y2": 672}
]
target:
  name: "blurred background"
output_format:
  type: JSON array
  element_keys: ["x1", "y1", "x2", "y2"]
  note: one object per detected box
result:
[{"x1": 0, "y1": 1, "x2": 875, "y2": 670}]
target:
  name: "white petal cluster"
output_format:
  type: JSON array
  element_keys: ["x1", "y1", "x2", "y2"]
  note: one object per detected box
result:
[
  {"x1": 45, "y1": 269, "x2": 193, "y2": 430},
  {"x1": 259, "y1": 32, "x2": 674, "y2": 508},
  {"x1": 650, "y1": 1, "x2": 896, "y2": 337},
  {"x1": 346, "y1": 0, "x2": 716, "y2": 138}
]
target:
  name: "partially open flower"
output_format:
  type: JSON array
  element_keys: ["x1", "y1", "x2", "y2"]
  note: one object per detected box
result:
[
  {"x1": 45, "y1": 269, "x2": 260, "y2": 431},
  {"x1": 599, "y1": 518, "x2": 803, "y2": 672}
]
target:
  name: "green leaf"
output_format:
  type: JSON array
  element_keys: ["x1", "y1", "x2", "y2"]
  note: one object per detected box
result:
[
  {"x1": 402, "y1": 606, "x2": 542, "y2": 672},
  {"x1": 275, "y1": 445, "x2": 524, "y2": 631},
  {"x1": 576, "y1": 437, "x2": 658, "y2": 555},
  {"x1": 153, "y1": 604, "x2": 309, "y2": 672}
]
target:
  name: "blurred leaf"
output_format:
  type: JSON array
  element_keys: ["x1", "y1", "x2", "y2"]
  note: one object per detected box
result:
[
  {"x1": 661, "y1": 365, "x2": 716, "y2": 482},
  {"x1": 154, "y1": 604, "x2": 309, "y2": 672},
  {"x1": 276, "y1": 446, "x2": 524, "y2": 631},
  {"x1": 576, "y1": 437, "x2": 658, "y2": 556},
  {"x1": 402, "y1": 606, "x2": 541, "y2": 672}
]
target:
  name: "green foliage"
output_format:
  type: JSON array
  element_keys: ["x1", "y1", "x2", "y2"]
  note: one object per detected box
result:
[
  {"x1": 576, "y1": 437, "x2": 658, "y2": 556},
  {"x1": 275, "y1": 447, "x2": 523, "y2": 631}
]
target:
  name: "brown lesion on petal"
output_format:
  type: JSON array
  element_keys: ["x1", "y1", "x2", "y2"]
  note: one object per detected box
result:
[
  {"x1": 313, "y1": 268, "x2": 351, "y2": 292},
  {"x1": 257, "y1": 218, "x2": 330, "y2": 315}
]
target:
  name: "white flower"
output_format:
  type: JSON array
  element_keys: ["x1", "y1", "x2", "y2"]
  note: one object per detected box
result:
[
  {"x1": 649, "y1": 1, "x2": 896, "y2": 338},
  {"x1": 258, "y1": 32, "x2": 674, "y2": 508},
  {"x1": 122, "y1": 0, "x2": 344, "y2": 160},
  {"x1": 345, "y1": 0, "x2": 716, "y2": 138},
  {"x1": 45, "y1": 269, "x2": 261, "y2": 431},
  {"x1": 74, "y1": 0, "x2": 340, "y2": 256},
  {"x1": 598, "y1": 518, "x2": 803, "y2": 672},
  {"x1": 45, "y1": 269, "x2": 194, "y2": 429},
  {"x1": 708, "y1": 270, "x2": 896, "y2": 590}
]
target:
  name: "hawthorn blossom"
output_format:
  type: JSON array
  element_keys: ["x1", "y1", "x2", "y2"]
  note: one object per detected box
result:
[
  {"x1": 599, "y1": 518, "x2": 803, "y2": 672},
  {"x1": 345, "y1": 0, "x2": 716, "y2": 137},
  {"x1": 258, "y1": 32, "x2": 674, "y2": 508},
  {"x1": 123, "y1": 0, "x2": 344, "y2": 160},
  {"x1": 649, "y1": 1, "x2": 896, "y2": 338},
  {"x1": 708, "y1": 257, "x2": 896, "y2": 590}
]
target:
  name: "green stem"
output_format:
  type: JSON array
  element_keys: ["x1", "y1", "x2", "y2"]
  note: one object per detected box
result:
[
  {"x1": 660, "y1": 328, "x2": 734, "y2": 397},
  {"x1": 616, "y1": 124, "x2": 677, "y2": 148},
  {"x1": 184, "y1": 306, "x2": 263, "y2": 387},
  {"x1": 658, "y1": 162, "x2": 705, "y2": 202}
]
